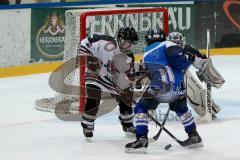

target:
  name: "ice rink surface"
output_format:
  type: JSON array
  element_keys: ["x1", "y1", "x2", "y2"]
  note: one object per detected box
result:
[{"x1": 1, "y1": 55, "x2": 240, "y2": 160}]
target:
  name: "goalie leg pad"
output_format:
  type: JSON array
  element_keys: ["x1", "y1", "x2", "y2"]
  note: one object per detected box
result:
[
  {"x1": 185, "y1": 71, "x2": 206, "y2": 117},
  {"x1": 196, "y1": 59, "x2": 225, "y2": 88},
  {"x1": 185, "y1": 71, "x2": 221, "y2": 116}
]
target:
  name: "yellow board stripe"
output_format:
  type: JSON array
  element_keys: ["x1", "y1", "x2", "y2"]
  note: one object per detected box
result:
[
  {"x1": 0, "y1": 62, "x2": 63, "y2": 78},
  {"x1": 199, "y1": 47, "x2": 240, "y2": 55},
  {"x1": 0, "y1": 47, "x2": 239, "y2": 78}
]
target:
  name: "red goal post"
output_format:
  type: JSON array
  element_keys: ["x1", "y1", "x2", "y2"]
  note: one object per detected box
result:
[{"x1": 78, "y1": 8, "x2": 169, "y2": 113}]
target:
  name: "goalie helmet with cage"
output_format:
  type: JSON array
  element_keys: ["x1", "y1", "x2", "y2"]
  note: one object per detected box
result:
[
  {"x1": 167, "y1": 31, "x2": 186, "y2": 48},
  {"x1": 117, "y1": 27, "x2": 138, "y2": 53},
  {"x1": 145, "y1": 28, "x2": 166, "y2": 45}
]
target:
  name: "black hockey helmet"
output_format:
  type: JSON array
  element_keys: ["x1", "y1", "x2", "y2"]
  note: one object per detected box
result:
[
  {"x1": 117, "y1": 26, "x2": 138, "y2": 43},
  {"x1": 117, "y1": 27, "x2": 138, "y2": 53},
  {"x1": 145, "y1": 28, "x2": 166, "y2": 45}
]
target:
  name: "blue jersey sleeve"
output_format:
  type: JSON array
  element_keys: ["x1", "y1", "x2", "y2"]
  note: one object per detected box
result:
[{"x1": 166, "y1": 45, "x2": 192, "y2": 71}]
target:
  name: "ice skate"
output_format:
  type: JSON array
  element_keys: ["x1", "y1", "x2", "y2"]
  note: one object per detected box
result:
[
  {"x1": 183, "y1": 129, "x2": 203, "y2": 148},
  {"x1": 125, "y1": 136, "x2": 148, "y2": 153},
  {"x1": 81, "y1": 121, "x2": 94, "y2": 142}
]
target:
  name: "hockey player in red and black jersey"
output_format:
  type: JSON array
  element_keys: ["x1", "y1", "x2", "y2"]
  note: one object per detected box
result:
[{"x1": 79, "y1": 27, "x2": 139, "y2": 141}]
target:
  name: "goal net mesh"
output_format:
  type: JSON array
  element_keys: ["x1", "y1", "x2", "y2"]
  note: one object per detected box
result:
[{"x1": 35, "y1": 8, "x2": 168, "y2": 114}]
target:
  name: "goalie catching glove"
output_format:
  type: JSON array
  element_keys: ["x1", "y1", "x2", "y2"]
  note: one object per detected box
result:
[{"x1": 194, "y1": 58, "x2": 225, "y2": 88}]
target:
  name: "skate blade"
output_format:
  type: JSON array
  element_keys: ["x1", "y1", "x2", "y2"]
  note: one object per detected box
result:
[
  {"x1": 187, "y1": 142, "x2": 204, "y2": 148},
  {"x1": 125, "y1": 132, "x2": 135, "y2": 137},
  {"x1": 125, "y1": 147, "x2": 147, "y2": 154},
  {"x1": 85, "y1": 137, "x2": 93, "y2": 142}
]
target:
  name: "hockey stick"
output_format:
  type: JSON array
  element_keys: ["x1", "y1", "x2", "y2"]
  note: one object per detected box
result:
[
  {"x1": 148, "y1": 106, "x2": 171, "y2": 143},
  {"x1": 109, "y1": 78, "x2": 171, "y2": 143},
  {"x1": 198, "y1": 29, "x2": 213, "y2": 123},
  {"x1": 114, "y1": 86, "x2": 184, "y2": 146},
  {"x1": 92, "y1": 66, "x2": 184, "y2": 146},
  {"x1": 148, "y1": 113, "x2": 184, "y2": 146}
]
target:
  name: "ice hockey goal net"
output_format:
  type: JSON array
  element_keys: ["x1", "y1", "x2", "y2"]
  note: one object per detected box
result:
[{"x1": 35, "y1": 7, "x2": 169, "y2": 114}]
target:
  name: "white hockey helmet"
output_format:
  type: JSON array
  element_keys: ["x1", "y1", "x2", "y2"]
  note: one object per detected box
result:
[{"x1": 167, "y1": 32, "x2": 186, "y2": 48}]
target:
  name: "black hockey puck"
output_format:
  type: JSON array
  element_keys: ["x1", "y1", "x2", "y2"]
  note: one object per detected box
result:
[{"x1": 164, "y1": 144, "x2": 172, "y2": 150}]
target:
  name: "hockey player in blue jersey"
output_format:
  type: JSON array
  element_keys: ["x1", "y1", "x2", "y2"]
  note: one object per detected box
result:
[{"x1": 125, "y1": 28, "x2": 203, "y2": 153}]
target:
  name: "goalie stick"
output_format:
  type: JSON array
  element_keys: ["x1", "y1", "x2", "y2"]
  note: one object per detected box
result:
[
  {"x1": 198, "y1": 29, "x2": 213, "y2": 123},
  {"x1": 206, "y1": 29, "x2": 213, "y2": 120}
]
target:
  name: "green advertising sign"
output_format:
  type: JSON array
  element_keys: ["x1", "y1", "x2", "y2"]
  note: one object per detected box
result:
[
  {"x1": 31, "y1": 8, "x2": 68, "y2": 62},
  {"x1": 31, "y1": 5, "x2": 195, "y2": 62},
  {"x1": 128, "y1": 4, "x2": 195, "y2": 46},
  {"x1": 165, "y1": 4, "x2": 195, "y2": 45}
]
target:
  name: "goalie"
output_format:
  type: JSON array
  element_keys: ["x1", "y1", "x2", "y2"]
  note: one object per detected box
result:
[{"x1": 166, "y1": 32, "x2": 225, "y2": 119}]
